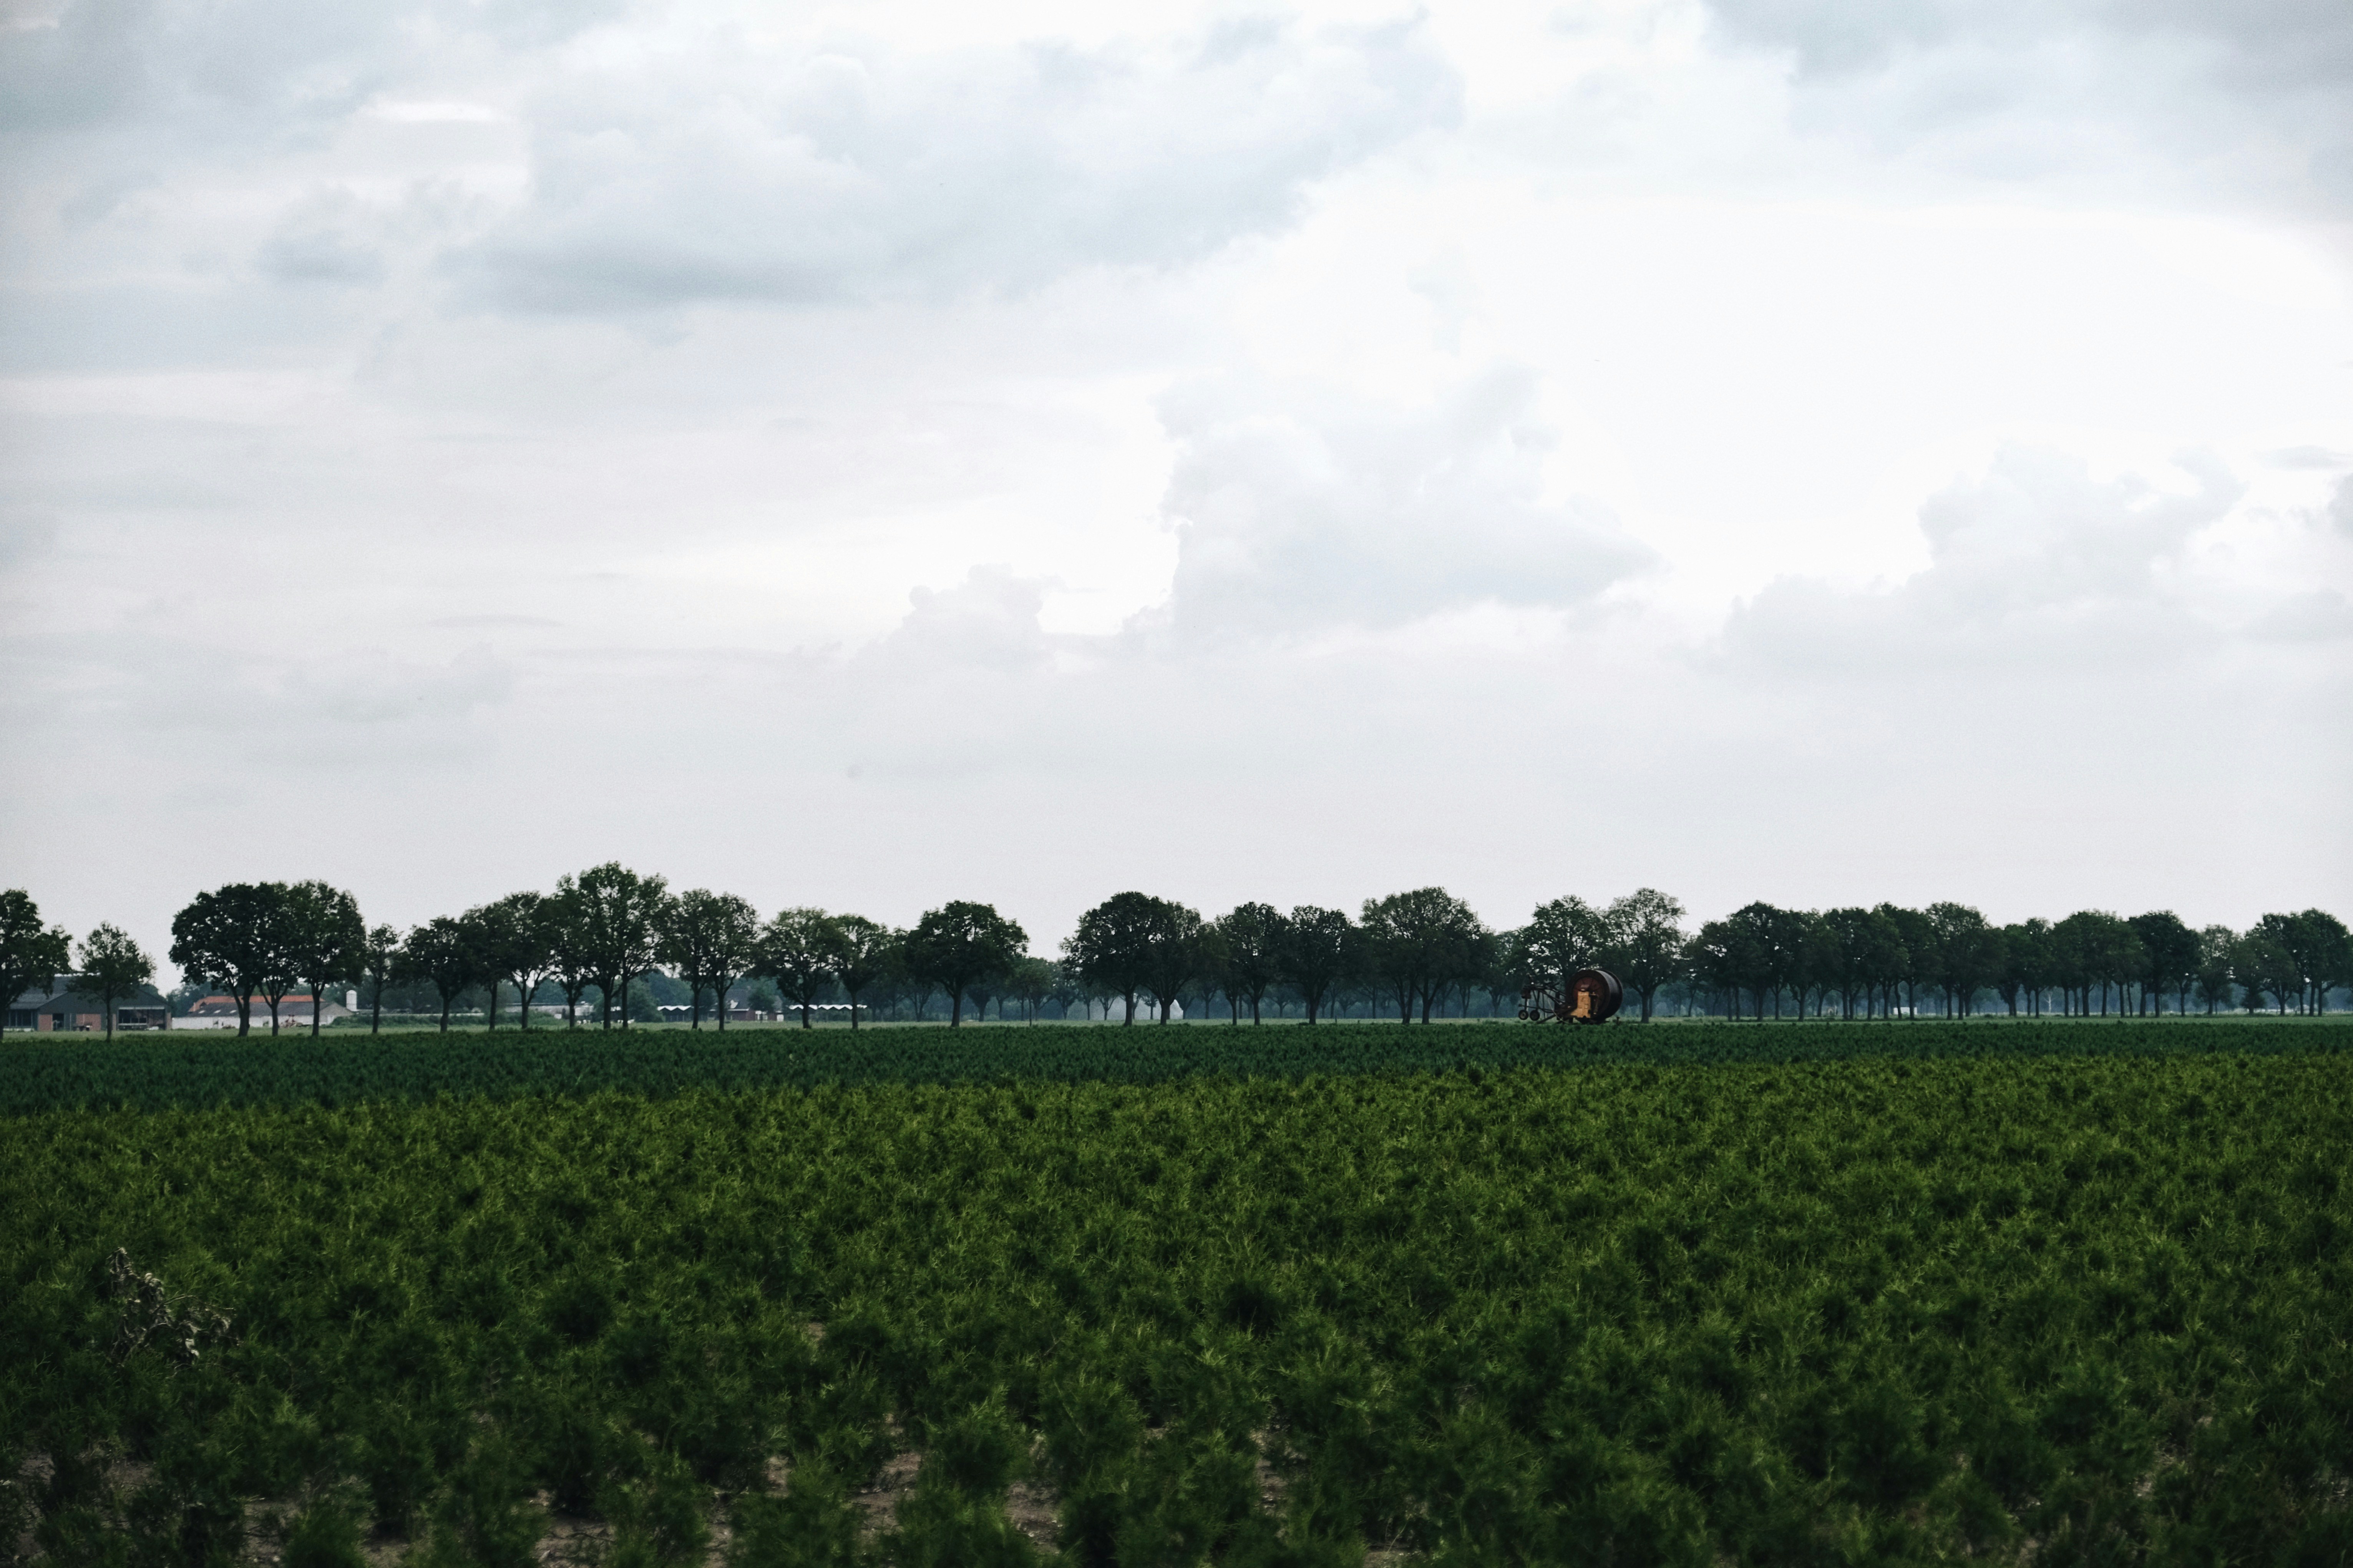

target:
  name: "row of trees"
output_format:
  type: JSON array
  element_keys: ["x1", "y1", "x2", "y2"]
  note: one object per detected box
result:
[
  {"x1": 5, "y1": 879, "x2": 2347, "y2": 1038},
  {"x1": 1683, "y1": 903, "x2": 2350, "y2": 1020},
  {"x1": 0, "y1": 890, "x2": 156, "y2": 1040},
  {"x1": 143, "y1": 869, "x2": 1030, "y2": 1037}
]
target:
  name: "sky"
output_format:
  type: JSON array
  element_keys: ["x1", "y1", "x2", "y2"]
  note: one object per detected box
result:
[{"x1": 3, "y1": 0, "x2": 2350, "y2": 975}]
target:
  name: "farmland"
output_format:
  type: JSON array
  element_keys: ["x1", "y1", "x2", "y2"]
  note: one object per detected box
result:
[
  {"x1": 4, "y1": 1025, "x2": 2350, "y2": 1564},
  {"x1": 2, "y1": 1017, "x2": 2342, "y2": 1117}
]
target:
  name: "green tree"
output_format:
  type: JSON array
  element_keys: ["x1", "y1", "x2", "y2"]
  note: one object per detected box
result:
[
  {"x1": 1361, "y1": 887, "x2": 1484, "y2": 1024},
  {"x1": 1600, "y1": 888, "x2": 1685, "y2": 1022},
  {"x1": 762, "y1": 908, "x2": 840, "y2": 1029},
  {"x1": 0, "y1": 890, "x2": 71, "y2": 1036},
  {"x1": 660, "y1": 890, "x2": 762, "y2": 1029},
  {"x1": 1721, "y1": 903, "x2": 1790, "y2": 1019},
  {"x1": 905, "y1": 902, "x2": 1026, "y2": 1028},
  {"x1": 1875, "y1": 904, "x2": 1933, "y2": 1018},
  {"x1": 1515, "y1": 895, "x2": 1611, "y2": 1001},
  {"x1": 359, "y1": 923, "x2": 402, "y2": 1034},
  {"x1": 565, "y1": 864, "x2": 670, "y2": 1029},
  {"x1": 398, "y1": 915, "x2": 478, "y2": 1033},
  {"x1": 2194, "y1": 924, "x2": 2236, "y2": 1014},
  {"x1": 472, "y1": 892, "x2": 555, "y2": 1031},
  {"x1": 280, "y1": 881, "x2": 367, "y2": 1038},
  {"x1": 821, "y1": 915, "x2": 896, "y2": 1029},
  {"x1": 2266, "y1": 909, "x2": 2352, "y2": 1015},
  {"x1": 1997, "y1": 918, "x2": 2054, "y2": 1015},
  {"x1": 2081, "y1": 912, "x2": 2146, "y2": 1016},
  {"x1": 2051, "y1": 911, "x2": 2147, "y2": 1017},
  {"x1": 1046, "y1": 959, "x2": 1087, "y2": 1022},
  {"x1": 1276, "y1": 906, "x2": 1356, "y2": 1024},
  {"x1": 1683, "y1": 920, "x2": 1741, "y2": 1017},
  {"x1": 1006, "y1": 955, "x2": 1058, "y2": 1023},
  {"x1": 2303, "y1": 910, "x2": 2353, "y2": 1014},
  {"x1": 2233, "y1": 923, "x2": 2296, "y2": 1016},
  {"x1": 2126, "y1": 910, "x2": 2200, "y2": 1015},
  {"x1": 1064, "y1": 892, "x2": 1165, "y2": 1026},
  {"x1": 169, "y1": 882, "x2": 292, "y2": 1038},
  {"x1": 1142, "y1": 899, "x2": 1204, "y2": 1024},
  {"x1": 1213, "y1": 903, "x2": 1288, "y2": 1025},
  {"x1": 1924, "y1": 902, "x2": 2001, "y2": 1019},
  {"x1": 73, "y1": 923, "x2": 153, "y2": 1040},
  {"x1": 543, "y1": 885, "x2": 598, "y2": 1028},
  {"x1": 1784, "y1": 908, "x2": 1837, "y2": 1019},
  {"x1": 1820, "y1": 907, "x2": 1892, "y2": 1018}
]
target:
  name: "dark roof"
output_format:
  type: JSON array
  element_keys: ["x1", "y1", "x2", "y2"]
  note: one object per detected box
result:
[{"x1": 13, "y1": 981, "x2": 170, "y2": 1011}]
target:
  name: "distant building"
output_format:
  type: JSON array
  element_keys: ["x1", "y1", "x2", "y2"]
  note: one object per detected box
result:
[
  {"x1": 177, "y1": 993, "x2": 357, "y2": 1031},
  {"x1": 7, "y1": 978, "x2": 171, "y2": 1033}
]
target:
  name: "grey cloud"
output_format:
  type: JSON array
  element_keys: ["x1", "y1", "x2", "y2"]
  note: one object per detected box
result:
[
  {"x1": 448, "y1": 18, "x2": 1460, "y2": 312},
  {"x1": 2248, "y1": 590, "x2": 2353, "y2": 641},
  {"x1": 258, "y1": 227, "x2": 384, "y2": 287},
  {"x1": 0, "y1": 0, "x2": 607, "y2": 135},
  {"x1": 880, "y1": 566, "x2": 1057, "y2": 674},
  {"x1": 430, "y1": 613, "x2": 563, "y2": 630},
  {"x1": 1152, "y1": 366, "x2": 1653, "y2": 638},
  {"x1": 0, "y1": 509, "x2": 61, "y2": 568},
  {"x1": 2332, "y1": 474, "x2": 2353, "y2": 535},
  {"x1": 1724, "y1": 444, "x2": 2242, "y2": 678},
  {"x1": 13, "y1": 633, "x2": 514, "y2": 736},
  {"x1": 1703, "y1": 0, "x2": 2353, "y2": 209},
  {"x1": 0, "y1": 0, "x2": 151, "y2": 131},
  {"x1": 2266, "y1": 444, "x2": 2348, "y2": 469},
  {"x1": 1707, "y1": 0, "x2": 2353, "y2": 87}
]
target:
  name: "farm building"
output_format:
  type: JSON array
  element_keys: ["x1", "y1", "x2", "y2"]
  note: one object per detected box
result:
[
  {"x1": 6, "y1": 980, "x2": 171, "y2": 1033},
  {"x1": 177, "y1": 991, "x2": 359, "y2": 1031}
]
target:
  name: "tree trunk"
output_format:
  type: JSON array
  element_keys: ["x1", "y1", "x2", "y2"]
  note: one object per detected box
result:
[{"x1": 950, "y1": 989, "x2": 964, "y2": 1026}]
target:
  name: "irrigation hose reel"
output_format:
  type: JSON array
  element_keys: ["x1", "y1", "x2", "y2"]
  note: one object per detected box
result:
[{"x1": 1519, "y1": 967, "x2": 1624, "y2": 1024}]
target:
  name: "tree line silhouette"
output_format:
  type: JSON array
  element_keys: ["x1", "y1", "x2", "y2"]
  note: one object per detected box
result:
[{"x1": 1, "y1": 876, "x2": 2346, "y2": 1038}]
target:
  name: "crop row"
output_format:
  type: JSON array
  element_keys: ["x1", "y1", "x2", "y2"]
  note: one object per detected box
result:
[
  {"x1": 2, "y1": 1017, "x2": 2346, "y2": 1117},
  {"x1": 4, "y1": 1048, "x2": 2350, "y2": 1563}
]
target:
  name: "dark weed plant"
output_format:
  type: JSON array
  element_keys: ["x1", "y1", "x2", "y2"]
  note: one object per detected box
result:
[{"x1": 1, "y1": 1035, "x2": 2350, "y2": 1562}]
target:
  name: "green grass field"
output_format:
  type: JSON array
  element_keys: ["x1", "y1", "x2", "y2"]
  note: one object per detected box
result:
[{"x1": 3, "y1": 1023, "x2": 2349, "y2": 1565}]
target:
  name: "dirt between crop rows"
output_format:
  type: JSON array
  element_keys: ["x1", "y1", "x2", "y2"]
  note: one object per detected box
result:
[{"x1": 13, "y1": 1442, "x2": 1391, "y2": 1566}]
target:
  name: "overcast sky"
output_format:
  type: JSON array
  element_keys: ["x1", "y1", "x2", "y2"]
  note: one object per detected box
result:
[{"x1": 4, "y1": 0, "x2": 2349, "y2": 975}]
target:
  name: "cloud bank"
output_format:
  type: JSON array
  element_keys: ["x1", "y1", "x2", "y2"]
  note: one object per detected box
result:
[{"x1": 1, "y1": 0, "x2": 2347, "y2": 975}]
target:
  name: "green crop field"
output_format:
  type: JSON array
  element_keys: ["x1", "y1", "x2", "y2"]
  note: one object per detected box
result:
[
  {"x1": 2, "y1": 1017, "x2": 2342, "y2": 1116},
  {"x1": 4, "y1": 1025, "x2": 2350, "y2": 1565}
]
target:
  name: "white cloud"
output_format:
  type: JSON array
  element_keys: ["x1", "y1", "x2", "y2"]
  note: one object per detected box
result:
[
  {"x1": 449, "y1": 17, "x2": 1461, "y2": 312},
  {"x1": 1152, "y1": 365, "x2": 1653, "y2": 636},
  {"x1": 2, "y1": 0, "x2": 2350, "y2": 966},
  {"x1": 1720, "y1": 445, "x2": 2244, "y2": 678},
  {"x1": 1699, "y1": 0, "x2": 2353, "y2": 212}
]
